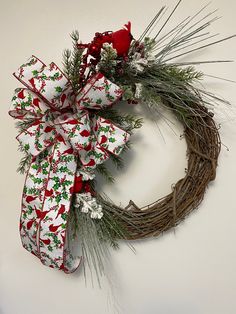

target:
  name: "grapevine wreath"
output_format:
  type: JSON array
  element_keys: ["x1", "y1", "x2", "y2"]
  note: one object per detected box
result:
[{"x1": 9, "y1": 3, "x2": 234, "y2": 277}]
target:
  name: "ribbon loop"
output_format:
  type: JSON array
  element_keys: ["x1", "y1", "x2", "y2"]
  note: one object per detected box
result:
[
  {"x1": 13, "y1": 55, "x2": 73, "y2": 110},
  {"x1": 76, "y1": 72, "x2": 123, "y2": 110},
  {"x1": 9, "y1": 88, "x2": 49, "y2": 119},
  {"x1": 54, "y1": 112, "x2": 92, "y2": 152},
  {"x1": 94, "y1": 117, "x2": 130, "y2": 155}
]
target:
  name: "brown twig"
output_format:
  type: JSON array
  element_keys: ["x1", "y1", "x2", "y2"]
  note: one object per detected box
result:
[{"x1": 101, "y1": 102, "x2": 221, "y2": 240}]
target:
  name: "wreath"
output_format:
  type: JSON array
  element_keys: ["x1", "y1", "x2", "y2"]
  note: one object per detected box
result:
[{"x1": 9, "y1": 4, "x2": 233, "y2": 279}]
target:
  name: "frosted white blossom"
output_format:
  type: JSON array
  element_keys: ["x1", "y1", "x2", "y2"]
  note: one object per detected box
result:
[
  {"x1": 130, "y1": 52, "x2": 155, "y2": 73},
  {"x1": 102, "y1": 43, "x2": 114, "y2": 49},
  {"x1": 100, "y1": 43, "x2": 118, "y2": 59},
  {"x1": 75, "y1": 192, "x2": 104, "y2": 219},
  {"x1": 134, "y1": 83, "x2": 143, "y2": 99},
  {"x1": 76, "y1": 169, "x2": 95, "y2": 181}
]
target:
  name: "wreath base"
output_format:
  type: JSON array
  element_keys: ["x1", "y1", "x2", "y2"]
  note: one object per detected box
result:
[{"x1": 103, "y1": 104, "x2": 220, "y2": 240}]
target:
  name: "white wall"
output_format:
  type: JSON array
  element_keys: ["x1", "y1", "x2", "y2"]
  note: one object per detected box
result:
[{"x1": 0, "y1": 0, "x2": 236, "y2": 313}]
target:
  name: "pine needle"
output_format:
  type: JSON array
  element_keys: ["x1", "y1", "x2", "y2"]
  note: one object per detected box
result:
[
  {"x1": 154, "y1": 0, "x2": 183, "y2": 40},
  {"x1": 165, "y1": 34, "x2": 236, "y2": 62},
  {"x1": 138, "y1": 7, "x2": 166, "y2": 42}
]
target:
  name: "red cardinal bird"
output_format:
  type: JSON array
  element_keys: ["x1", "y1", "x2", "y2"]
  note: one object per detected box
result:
[
  {"x1": 35, "y1": 209, "x2": 50, "y2": 220},
  {"x1": 59, "y1": 264, "x2": 65, "y2": 270},
  {"x1": 55, "y1": 204, "x2": 66, "y2": 219},
  {"x1": 67, "y1": 119, "x2": 78, "y2": 125},
  {"x1": 49, "y1": 224, "x2": 62, "y2": 232},
  {"x1": 44, "y1": 126, "x2": 54, "y2": 133},
  {"x1": 33, "y1": 98, "x2": 41, "y2": 109},
  {"x1": 45, "y1": 189, "x2": 53, "y2": 197},
  {"x1": 111, "y1": 22, "x2": 133, "y2": 56},
  {"x1": 62, "y1": 147, "x2": 74, "y2": 155},
  {"x1": 80, "y1": 129, "x2": 90, "y2": 137},
  {"x1": 84, "y1": 142, "x2": 92, "y2": 152},
  {"x1": 17, "y1": 89, "x2": 25, "y2": 99},
  {"x1": 25, "y1": 195, "x2": 37, "y2": 203},
  {"x1": 40, "y1": 238, "x2": 51, "y2": 245},
  {"x1": 100, "y1": 135, "x2": 108, "y2": 145},
  {"x1": 28, "y1": 78, "x2": 36, "y2": 89},
  {"x1": 26, "y1": 219, "x2": 34, "y2": 230},
  {"x1": 84, "y1": 159, "x2": 96, "y2": 167},
  {"x1": 57, "y1": 134, "x2": 66, "y2": 145}
]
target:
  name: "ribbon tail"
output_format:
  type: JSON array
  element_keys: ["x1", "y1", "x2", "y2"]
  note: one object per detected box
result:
[{"x1": 21, "y1": 141, "x2": 81, "y2": 273}]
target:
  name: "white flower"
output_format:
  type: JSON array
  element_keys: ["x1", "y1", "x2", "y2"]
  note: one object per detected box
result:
[
  {"x1": 80, "y1": 204, "x2": 89, "y2": 213},
  {"x1": 102, "y1": 43, "x2": 113, "y2": 49},
  {"x1": 90, "y1": 211, "x2": 103, "y2": 219},
  {"x1": 75, "y1": 192, "x2": 104, "y2": 220},
  {"x1": 135, "y1": 83, "x2": 143, "y2": 99},
  {"x1": 130, "y1": 52, "x2": 155, "y2": 73},
  {"x1": 77, "y1": 169, "x2": 95, "y2": 181}
]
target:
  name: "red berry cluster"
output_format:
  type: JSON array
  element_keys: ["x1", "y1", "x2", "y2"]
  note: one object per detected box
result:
[{"x1": 133, "y1": 41, "x2": 145, "y2": 58}]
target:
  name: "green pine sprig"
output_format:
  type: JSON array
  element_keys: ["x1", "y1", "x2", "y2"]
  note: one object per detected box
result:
[
  {"x1": 98, "y1": 108, "x2": 143, "y2": 132},
  {"x1": 17, "y1": 153, "x2": 32, "y2": 174},
  {"x1": 70, "y1": 196, "x2": 133, "y2": 286},
  {"x1": 63, "y1": 31, "x2": 84, "y2": 92},
  {"x1": 96, "y1": 163, "x2": 115, "y2": 183}
]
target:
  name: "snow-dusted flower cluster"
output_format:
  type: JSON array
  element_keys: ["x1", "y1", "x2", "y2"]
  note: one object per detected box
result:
[
  {"x1": 77, "y1": 169, "x2": 95, "y2": 181},
  {"x1": 134, "y1": 83, "x2": 143, "y2": 99},
  {"x1": 101, "y1": 43, "x2": 118, "y2": 57},
  {"x1": 75, "y1": 192, "x2": 103, "y2": 219},
  {"x1": 130, "y1": 52, "x2": 155, "y2": 73}
]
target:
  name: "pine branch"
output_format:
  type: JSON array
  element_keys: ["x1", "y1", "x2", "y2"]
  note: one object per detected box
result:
[
  {"x1": 97, "y1": 108, "x2": 143, "y2": 132},
  {"x1": 108, "y1": 141, "x2": 133, "y2": 170},
  {"x1": 62, "y1": 49, "x2": 72, "y2": 78},
  {"x1": 17, "y1": 153, "x2": 32, "y2": 174},
  {"x1": 96, "y1": 164, "x2": 115, "y2": 183},
  {"x1": 109, "y1": 154, "x2": 124, "y2": 169},
  {"x1": 156, "y1": 64, "x2": 203, "y2": 84},
  {"x1": 71, "y1": 200, "x2": 132, "y2": 285},
  {"x1": 63, "y1": 30, "x2": 84, "y2": 92},
  {"x1": 71, "y1": 31, "x2": 84, "y2": 91},
  {"x1": 15, "y1": 118, "x2": 35, "y2": 132},
  {"x1": 97, "y1": 43, "x2": 118, "y2": 78}
]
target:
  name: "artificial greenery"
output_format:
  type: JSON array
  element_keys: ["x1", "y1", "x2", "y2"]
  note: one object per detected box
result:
[
  {"x1": 15, "y1": 118, "x2": 35, "y2": 174},
  {"x1": 15, "y1": 1, "x2": 235, "y2": 284},
  {"x1": 17, "y1": 152, "x2": 32, "y2": 174},
  {"x1": 69, "y1": 195, "x2": 132, "y2": 285},
  {"x1": 65, "y1": 2, "x2": 235, "y2": 283},
  {"x1": 63, "y1": 30, "x2": 84, "y2": 92}
]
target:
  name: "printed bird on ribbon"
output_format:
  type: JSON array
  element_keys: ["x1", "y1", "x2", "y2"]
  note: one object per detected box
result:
[{"x1": 9, "y1": 56, "x2": 130, "y2": 273}]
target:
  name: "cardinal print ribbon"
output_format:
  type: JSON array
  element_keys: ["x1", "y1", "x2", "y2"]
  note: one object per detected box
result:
[{"x1": 9, "y1": 56, "x2": 130, "y2": 273}]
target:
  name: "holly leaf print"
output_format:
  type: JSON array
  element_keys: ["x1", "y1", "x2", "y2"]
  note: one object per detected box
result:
[
  {"x1": 96, "y1": 98, "x2": 102, "y2": 104},
  {"x1": 55, "y1": 86, "x2": 63, "y2": 93},
  {"x1": 32, "y1": 70, "x2": 39, "y2": 77},
  {"x1": 109, "y1": 137, "x2": 116, "y2": 143}
]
